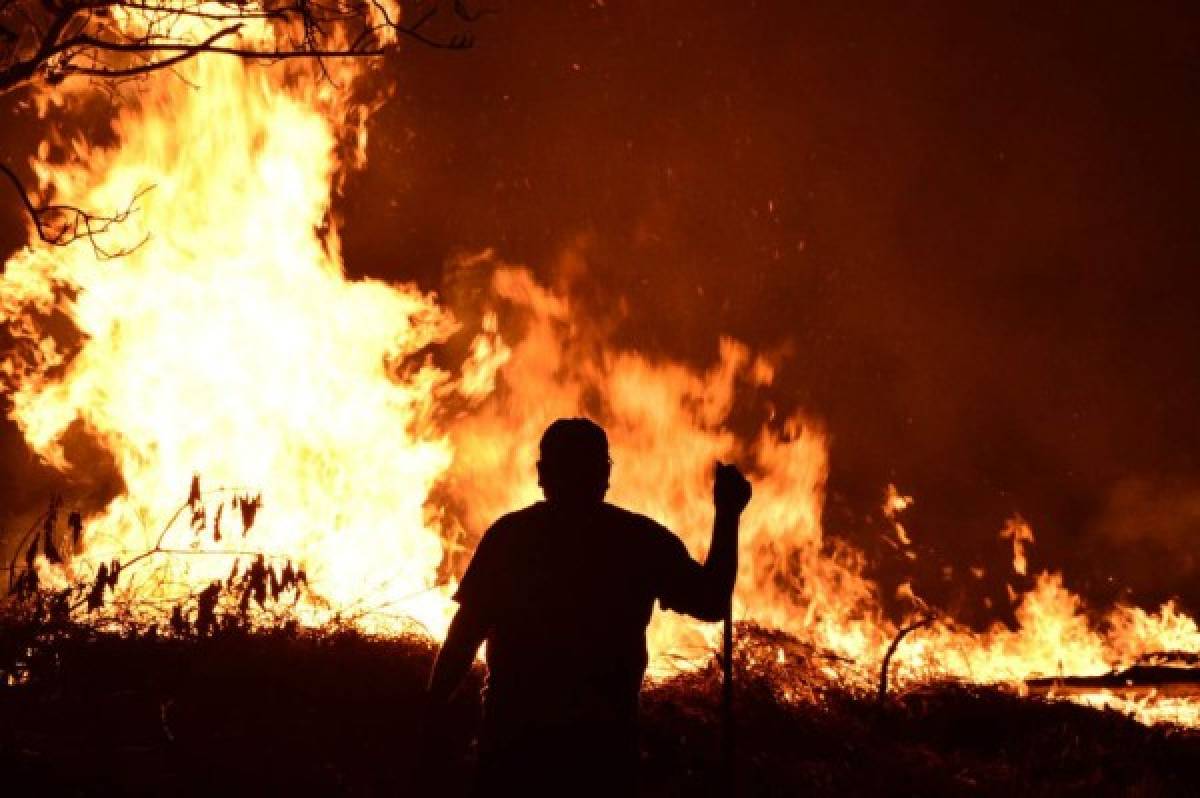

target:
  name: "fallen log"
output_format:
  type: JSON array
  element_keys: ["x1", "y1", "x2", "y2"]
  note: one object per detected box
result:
[{"x1": 1027, "y1": 664, "x2": 1200, "y2": 699}]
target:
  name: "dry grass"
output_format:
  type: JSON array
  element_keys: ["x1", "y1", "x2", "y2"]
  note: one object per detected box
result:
[{"x1": 2, "y1": 611, "x2": 1200, "y2": 796}]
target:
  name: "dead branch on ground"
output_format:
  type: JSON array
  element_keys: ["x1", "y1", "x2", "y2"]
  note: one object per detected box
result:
[{"x1": 877, "y1": 612, "x2": 936, "y2": 704}]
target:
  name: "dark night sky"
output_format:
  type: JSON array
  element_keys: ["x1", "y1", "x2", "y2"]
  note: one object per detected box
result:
[{"x1": 4, "y1": 1, "x2": 1200, "y2": 622}]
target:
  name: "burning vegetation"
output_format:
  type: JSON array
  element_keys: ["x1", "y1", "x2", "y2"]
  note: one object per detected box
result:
[
  {"x1": 4, "y1": 614, "x2": 1200, "y2": 796},
  {"x1": 3, "y1": 1, "x2": 1200, "y2": 793}
]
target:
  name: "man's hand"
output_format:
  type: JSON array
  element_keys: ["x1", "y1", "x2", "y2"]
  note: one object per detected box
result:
[{"x1": 714, "y1": 462, "x2": 752, "y2": 517}]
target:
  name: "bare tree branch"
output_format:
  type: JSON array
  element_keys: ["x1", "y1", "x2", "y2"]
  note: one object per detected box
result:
[
  {"x1": 0, "y1": 160, "x2": 152, "y2": 257},
  {"x1": 0, "y1": 0, "x2": 487, "y2": 254},
  {"x1": 60, "y1": 23, "x2": 244, "y2": 79},
  {"x1": 1, "y1": 0, "x2": 477, "y2": 95}
]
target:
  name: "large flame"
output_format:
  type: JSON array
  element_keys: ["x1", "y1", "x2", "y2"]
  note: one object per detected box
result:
[{"x1": 3, "y1": 1, "x2": 1199, "y2": 726}]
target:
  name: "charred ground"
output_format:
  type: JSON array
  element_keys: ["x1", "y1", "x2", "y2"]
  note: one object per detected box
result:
[{"x1": 2, "y1": 613, "x2": 1198, "y2": 797}]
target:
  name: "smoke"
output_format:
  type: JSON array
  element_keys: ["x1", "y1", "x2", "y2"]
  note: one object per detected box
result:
[{"x1": 1089, "y1": 477, "x2": 1200, "y2": 604}]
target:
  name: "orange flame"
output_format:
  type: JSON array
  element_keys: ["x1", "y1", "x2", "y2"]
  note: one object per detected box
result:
[{"x1": 3, "y1": 1, "x2": 1199, "y2": 727}]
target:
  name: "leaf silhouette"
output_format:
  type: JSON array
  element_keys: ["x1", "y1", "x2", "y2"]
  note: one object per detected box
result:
[
  {"x1": 170, "y1": 605, "x2": 189, "y2": 636},
  {"x1": 43, "y1": 528, "x2": 62, "y2": 564},
  {"x1": 68, "y1": 511, "x2": 83, "y2": 547},
  {"x1": 87, "y1": 564, "x2": 109, "y2": 611},
  {"x1": 238, "y1": 494, "x2": 261, "y2": 535},
  {"x1": 248, "y1": 556, "x2": 268, "y2": 607},
  {"x1": 196, "y1": 582, "x2": 221, "y2": 637}
]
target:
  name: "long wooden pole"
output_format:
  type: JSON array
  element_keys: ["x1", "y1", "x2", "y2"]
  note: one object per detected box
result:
[{"x1": 721, "y1": 600, "x2": 736, "y2": 794}]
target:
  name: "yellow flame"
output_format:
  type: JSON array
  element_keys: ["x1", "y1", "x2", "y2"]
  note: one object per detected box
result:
[
  {"x1": 1001, "y1": 516, "x2": 1035, "y2": 576},
  {"x1": 2, "y1": 0, "x2": 1199, "y2": 728}
]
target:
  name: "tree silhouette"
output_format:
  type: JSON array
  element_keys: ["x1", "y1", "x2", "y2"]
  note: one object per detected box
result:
[{"x1": 0, "y1": 0, "x2": 490, "y2": 251}]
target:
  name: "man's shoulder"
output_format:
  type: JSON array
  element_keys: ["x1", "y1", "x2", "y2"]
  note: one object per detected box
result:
[
  {"x1": 601, "y1": 504, "x2": 693, "y2": 572},
  {"x1": 470, "y1": 505, "x2": 547, "y2": 567},
  {"x1": 601, "y1": 503, "x2": 673, "y2": 539},
  {"x1": 485, "y1": 502, "x2": 549, "y2": 536}
]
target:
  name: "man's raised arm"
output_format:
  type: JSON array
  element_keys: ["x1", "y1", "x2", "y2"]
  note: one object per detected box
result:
[{"x1": 661, "y1": 462, "x2": 752, "y2": 622}]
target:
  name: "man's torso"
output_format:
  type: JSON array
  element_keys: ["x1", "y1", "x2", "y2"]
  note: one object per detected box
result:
[{"x1": 456, "y1": 501, "x2": 679, "y2": 740}]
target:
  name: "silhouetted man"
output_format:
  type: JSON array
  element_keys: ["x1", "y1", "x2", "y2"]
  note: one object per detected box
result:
[{"x1": 426, "y1": 417, "x2": 752, "y2": 796}]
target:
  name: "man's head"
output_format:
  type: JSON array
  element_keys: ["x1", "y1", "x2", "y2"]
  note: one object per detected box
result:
[{"x1": 537, "y1": 418, "x2": 611, "y2": 504}]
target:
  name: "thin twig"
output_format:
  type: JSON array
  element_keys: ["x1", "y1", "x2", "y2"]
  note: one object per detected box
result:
[
  {"x1": 877, "y1": 612, "x2": 936, "y2": 704},
  {"x1": 1, "y1": 0, "x2": 487, "y2": 253},
  {"x1": 0, "y1": 161, "x2": 153, "y2": 257}
]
